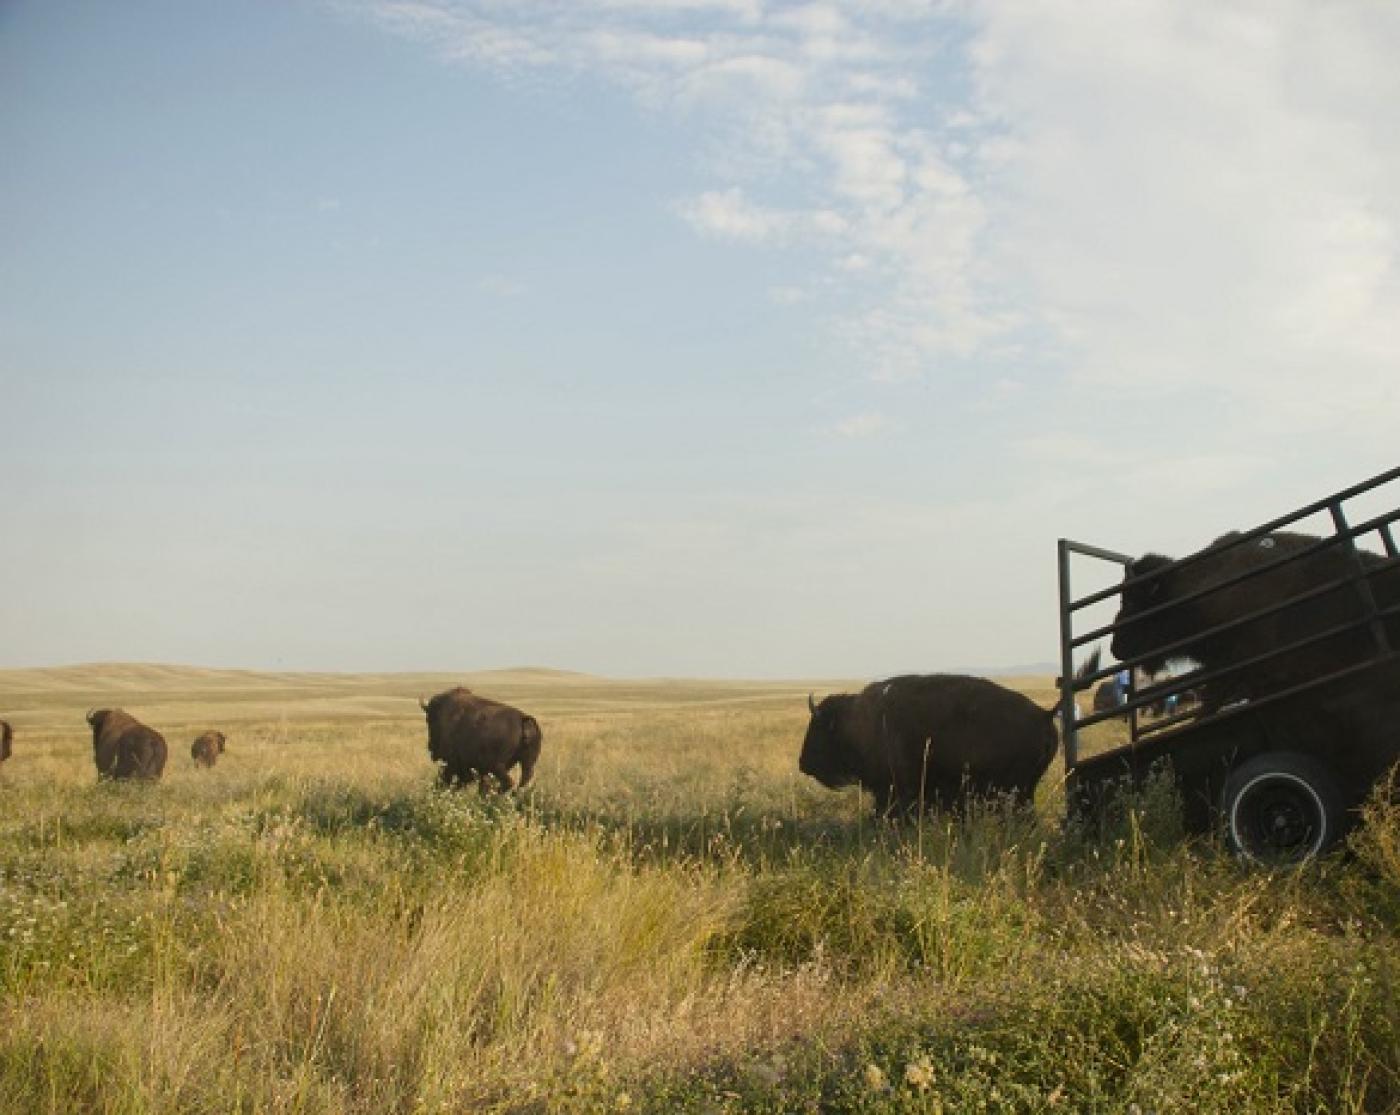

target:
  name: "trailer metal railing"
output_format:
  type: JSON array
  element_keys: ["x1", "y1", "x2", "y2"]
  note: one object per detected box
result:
[{"x1": 1057, "y1": 465, "x2": 1400, "y2": 772}]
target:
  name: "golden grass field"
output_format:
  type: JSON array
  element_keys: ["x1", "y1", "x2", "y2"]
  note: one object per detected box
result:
[{"x1": 1, "y1": 664, "x2": 1397, "y2": 1114}]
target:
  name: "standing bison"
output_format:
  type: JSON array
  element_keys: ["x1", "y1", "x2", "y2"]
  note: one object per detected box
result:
[
  {"x1": 190, "y1": 730, "x2": 226, "y2": 768},
  {"x1": 1, "y1": 719, "x2": 11, "y2": 763},
  {"x1": 799, "y1": 674, "x2": 1063, "y2": 814},
  {"x1": 1110, "y1": 530, "x2": 1400, "y2": 713},
  {"x1": 87, "y1": 709, "x2": 168, "y2": 781},
  {"x1": 420, "y1": 687, "x2": 542, "y2": 792}
]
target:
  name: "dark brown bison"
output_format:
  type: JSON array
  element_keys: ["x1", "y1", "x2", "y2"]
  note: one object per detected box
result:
[
  {"x1": 87, "y1": 709, "x2": 168, "y2": 781},
  {"x1": 799, "y1": 674, "x2": 1065, "y2": 814},
  {"x1": 0, "y1": 720, "x2": 11, "y2": 763},
  {"x1": 420, "y1": 687, "x2": 542, "y2": 792},
  {"x1": 190, "y1": 731, "x2": 226, "y2": 767},
  {"x1": 1092, "y1": 679, "x2": 1124, "y2": 714},
  {"x1": 1110, "y1": 530, "x2": 1400, "y2": 713}
]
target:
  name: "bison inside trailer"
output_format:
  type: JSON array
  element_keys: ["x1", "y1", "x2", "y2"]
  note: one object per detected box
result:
[{"x1": 1056, "y1": 465, "x2": 1400, "y2": 865}]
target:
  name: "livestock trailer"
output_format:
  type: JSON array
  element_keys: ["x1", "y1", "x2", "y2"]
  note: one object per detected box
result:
[{"x1": 1057, "y1": 465, "x2": 1400, "y2": 864}]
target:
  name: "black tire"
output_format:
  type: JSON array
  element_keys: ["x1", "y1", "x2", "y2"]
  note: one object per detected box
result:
[{"x1": 1221, "y1": 752, "x2": 1345, "y2": 866}]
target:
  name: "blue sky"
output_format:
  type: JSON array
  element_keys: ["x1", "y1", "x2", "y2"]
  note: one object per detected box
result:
[{"x1": 3, "y1": 0, "x2": 1399, "y2": 676}]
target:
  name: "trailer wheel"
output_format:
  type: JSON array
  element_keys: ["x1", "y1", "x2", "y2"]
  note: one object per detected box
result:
[{"x1": 1222, "y1": 753, "x2": 1344, "y2": 866}]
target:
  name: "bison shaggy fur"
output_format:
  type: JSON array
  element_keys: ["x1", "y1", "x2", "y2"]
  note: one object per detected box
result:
[
  {"x1": 87, "y1": 709, "x2": 168, "y2": 781},
  {"x1": 190, "y1": 730, "x2": 226, "y2": 768},
  {"x1": 799, "y1": 674, "x2": 1060, "y2": 814},
  {"x1": 1111, "y1": 530, "x2": 1400, "y2": 713},
  {"x1": 421, "y1": 687, "x2": 542, "y2": 792},
  {"x1": 1092, "y1": 680, "x2": 1123, "y2": 714}
]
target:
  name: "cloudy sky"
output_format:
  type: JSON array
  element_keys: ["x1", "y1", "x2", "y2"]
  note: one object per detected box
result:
[{"x1": 2, "y1": 0, "x2": 1398, "y2": 677}]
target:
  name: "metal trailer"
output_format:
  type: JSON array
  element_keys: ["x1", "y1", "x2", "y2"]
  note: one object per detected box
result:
[{"x1": 1056, "y1": 465, "x2": 1400, "y2": 864}]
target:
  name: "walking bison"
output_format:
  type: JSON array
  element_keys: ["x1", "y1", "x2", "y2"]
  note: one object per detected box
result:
[
  {"x1": 1, "y1": 720, "x2": 11, "y2": 763},
  {"x1": 87, "y1": 709, "x2": 168, "y2": 781},
  {"x1": 1110, "y1": 530, "x2": 1400, "y2": 714},
  {"x1": 420, "y1": 687, "x2": 542, "y2": 792},
  {"x1": 799, "y1": 674, "x2": 1065, "y2": 814},
  {"x1": 190, "y1": 730, "x2": 226, "y2": 768}
]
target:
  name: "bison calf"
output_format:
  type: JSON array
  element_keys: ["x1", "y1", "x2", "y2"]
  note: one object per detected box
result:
[
  {"x1": 87, "y1": 709, "x2": 168, "y2": 782},
  {"x1": 420, "y1": 687, "x2": 542, "y2": 793},
  {"x1": 800, "y1": 674, "x2": 1061, "y2": 815},
  {"x1": 190, "y1": 730, "x2": 227, "y2": 768}
]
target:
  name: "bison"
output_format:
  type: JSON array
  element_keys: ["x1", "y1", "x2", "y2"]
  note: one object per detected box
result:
[
  {"x1": 420, "y1": 687, "x2": 542, "y2": 792},
  {"x1": 1110, "y1": 530, "x2": 1400, "y2": 713},
  {"x1": 1092, "y1": 680, "x2": 1121, "y2": 714},
  {"x1": 799, "y1": 674, "x2": 1065, "y2": 814},
  {"x1": 1, "y1": 719, "x2": 11, "y2": 763},
  {"x1": 190, "y1": 730, "x2": 226, "y2": 768},
  {"x1": 87, "y1": 709, "x2": 168, "y2": 781}
]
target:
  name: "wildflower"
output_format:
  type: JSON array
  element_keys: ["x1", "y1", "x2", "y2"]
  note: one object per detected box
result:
[
  {"x1": 904, "y1": 1054, "x2": 935, "y2": 1091},
  {"x1": 863, "y1": 1063, "x2": 888, "y2": 1093},
  {"x1": 751, "y1": 1060, "x2": 783, "y2": 1088}
]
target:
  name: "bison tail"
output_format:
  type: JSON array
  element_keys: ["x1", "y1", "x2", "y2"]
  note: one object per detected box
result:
[{"x1": 1047, "y1": 648, "x2": 1102, "y2": 720}]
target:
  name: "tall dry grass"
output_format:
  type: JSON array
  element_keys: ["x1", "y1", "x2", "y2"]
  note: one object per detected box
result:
[{"x1": 0, "y1": 666, "x2": 1396, "y2": 1113}]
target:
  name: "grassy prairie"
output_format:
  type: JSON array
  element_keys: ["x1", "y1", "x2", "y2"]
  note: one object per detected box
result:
[{"x1": 0, "y1": 665, "x2": 1396, "y2": 1114}]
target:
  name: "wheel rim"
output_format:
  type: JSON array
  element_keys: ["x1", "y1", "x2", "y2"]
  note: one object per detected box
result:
[{"x1": 1230, "y1": 772, "x2": 1327, "y2": 864}]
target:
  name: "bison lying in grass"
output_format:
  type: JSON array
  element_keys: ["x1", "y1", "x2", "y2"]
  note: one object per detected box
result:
[
  {"x1": 190, "y1": 731, "x2": 226, "y2": 768},
  {"x1": 799, "y1": 674, "x2": 1064, "y2": 814},
  {"x1": 1111, "y1": 530, "x2": 1400, "y2": 713},
  {"x1": 87, "y1": 709, "x2": 167, "y2": 781},
  {"x1": 420, "y1": 687, "x2": 542, "y2": 793}
]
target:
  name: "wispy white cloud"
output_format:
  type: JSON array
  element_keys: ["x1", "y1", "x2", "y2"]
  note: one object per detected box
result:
[
  {"x1": 832, "y1": 411, "x2": 890, "y2": 438},
  {"x1": 340, "y1": 0, "x2": 983, "y2": 374},
  {"x1": 675, "y1": 187, "x2": 793, "y2": 242},
  {"x1": 476, "y1": 274, "x2": 526, "y2": 297},
  {"x1": 343, "y1": 0, "x2": 1400, "y2": 458},
  {"x1": 971, "y1": 0, "x2": 1400, "y2": 435},
  {"x1": 768, "y1": 284, "x2": 808, "y2": 305}
]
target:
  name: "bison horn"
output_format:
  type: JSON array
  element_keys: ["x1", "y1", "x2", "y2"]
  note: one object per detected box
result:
[
  {"x1": 85, "y1": 708, "x2": 98, "y2": 725},
  {"x1": 418, "y1": 697, "x2": 429, "y2": 712},
  {"x1": 807, "y1": 693, "x2": 816, "y2": 714}
]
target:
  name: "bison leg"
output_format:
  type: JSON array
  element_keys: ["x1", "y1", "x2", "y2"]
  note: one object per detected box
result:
[
  {"x1": 517, "y1": 746, "x2": 541, "y2": 790},
  {"x1": 517, "y1": 717, "x2": 542, "y2": 789},
  {"x1": 481, "y1": 769, "x2": 515, "y2": 794},
  {"x1": 869, "y1": 782, "x2": 899, "y2": 816},
  {"x1": 440, "y1": 765, "x2": 478, "y2": 789}
]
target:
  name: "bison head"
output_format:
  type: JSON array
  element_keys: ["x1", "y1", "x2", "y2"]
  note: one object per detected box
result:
[
  {"x1": 212, "y1": 731, "x2": 227, "y2": 753},
  {"x1": 798, "y1": 693, "x2": 859, "y2": 789},
  {"x1": 86, "y1": 709, "x2": 112, "y2": 733},
  {"x1": 1109, "y1": 553, "x2": 1183, "y2": 674}
]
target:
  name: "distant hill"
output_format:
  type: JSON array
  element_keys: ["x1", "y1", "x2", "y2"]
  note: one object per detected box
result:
[
  {"x1": 969, "y1": 662, "x2": 1060, "y2": 677},
  {"x1": 0, "y1": 662, "x2": 879, "y2": 732}
]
